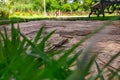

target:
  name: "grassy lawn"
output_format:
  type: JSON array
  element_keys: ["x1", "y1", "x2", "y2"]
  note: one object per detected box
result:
[{"x1": 0, "y1": 15, "x2": 120, "y2": 25}]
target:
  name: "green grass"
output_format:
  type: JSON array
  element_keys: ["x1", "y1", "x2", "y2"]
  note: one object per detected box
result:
[
  {"x1": 0, "y1": 18, "x2": 120, "y2": 80},
  {"x1": 0, "y1": 16, "x2": 56, "y2": 25},
  {"x1": 0, "y1": 15, "x2": 120, "y2": 25},
  {"x1": 58, "y1": 15, "x2": 120, "y2": 21}
]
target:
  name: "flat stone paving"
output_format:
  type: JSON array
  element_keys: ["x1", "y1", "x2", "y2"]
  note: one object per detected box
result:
[{"x1": 0, "y1": 20, "x2": 120, "y2": 79}]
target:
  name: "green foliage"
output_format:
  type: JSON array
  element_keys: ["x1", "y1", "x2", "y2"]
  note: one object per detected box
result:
[
  {"x1": 3, "y1": 0, "x2": 118, "y2": 15},
  {"x1": 10, "y1": 0, "x2": 88, "y2": 13},
  {"x1": 46, "y1": 0, "x2": 60, "y2": 11},
  {"x1": 80, "y1": 0, "x2": 93, "y2": 11},
  {"x1": 60, "y1": 2, "x2": 80, "y2": 12},
  {"x1": 33, "y1": 0, "x2": 43, "y2": 12},
  {"x1": 3, "y1": 0, "x2": 119, "y2": 15},
  {"x1": 71, "y1": 2, "x2": 80, "y2": 11},
  {"x1": 12, "y1": 3, "x2": 33, "y2": 12},
  {"x1": 61, "y1": 3, "x2": 72, "y2": 12},
  {"x1": 0, "y1": 1, "x2": 10, "y2": 17}
]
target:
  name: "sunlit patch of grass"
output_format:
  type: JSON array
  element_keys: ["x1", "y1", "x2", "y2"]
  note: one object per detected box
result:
[{"x1": 0, "y1": 11, "x2": 120, "y2": 25}]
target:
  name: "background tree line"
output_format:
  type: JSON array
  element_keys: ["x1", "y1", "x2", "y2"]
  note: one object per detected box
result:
[{"x1": 0, "y1": 0, "x2": 94, "y2": 17}]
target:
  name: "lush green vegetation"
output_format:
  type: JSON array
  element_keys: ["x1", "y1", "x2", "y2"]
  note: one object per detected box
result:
[
  {"x1": 0, "y1": 0, "x2": 119, "y2": 19},
  {"x1": 0, "y1": 0, "x2": 99, "y2": 18},
  {"x1": 0, "y1": 18, "x2": 120, "y2": 80},
  {"x1": 11, "y1": 0, "x2": 92, "y2": 12}
]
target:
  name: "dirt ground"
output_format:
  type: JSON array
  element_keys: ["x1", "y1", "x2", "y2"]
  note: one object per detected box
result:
[{"x1": 0, "y1": 20, "x2": 120, "y2": 78}]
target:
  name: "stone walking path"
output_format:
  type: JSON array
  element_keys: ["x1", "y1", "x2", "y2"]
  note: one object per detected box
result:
[{"x1": 0, "y1": 20, "x2": 120, "y2": 79}]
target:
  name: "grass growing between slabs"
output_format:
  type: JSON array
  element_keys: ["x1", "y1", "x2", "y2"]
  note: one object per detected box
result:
[{"x1": 0, "y1": 17, "x2": 120, "y2": 80}]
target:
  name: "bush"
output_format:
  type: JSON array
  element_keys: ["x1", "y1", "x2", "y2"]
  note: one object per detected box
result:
[
  {"x1": 71, "y1": 2, "x2": 80, "y2": 11},
  {"x1": 0, "y1": 1, "x2": 10, "y2": 18},
  {"x1": 0, "y1": 10, "x2": 9, "y2": 18},
  {"x1": 60, "y1": 2, "x2": 80, "y2": 12},
  {"x1": 61, "y1": 4, "x2": 72, "y2": 12}
]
